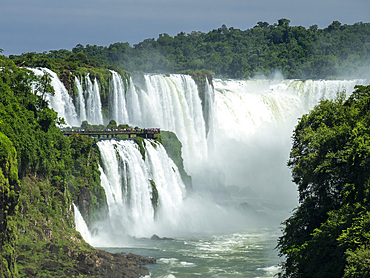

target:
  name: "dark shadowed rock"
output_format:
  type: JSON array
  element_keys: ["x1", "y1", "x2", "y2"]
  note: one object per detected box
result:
[
  {"x1": 151, "y1": 234, "x2": 174, "y2": 240},
  {"x1": 71, "y1": 249, "x2": 156, "y2": 278},
  {"x1": 126, "y1": 252, "x2": 156, "y2": 265}
]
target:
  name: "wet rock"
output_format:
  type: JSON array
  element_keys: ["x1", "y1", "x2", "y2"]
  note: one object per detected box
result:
[
  {"x1": 126, "y1": 252, "x2": 156, "y2": 265},
  {"x1": 151, "y1": 234, "x2": 174, "y2": 240},
  {"x1": 73, "y1": 249, "x2": 156, "y2": 278}
]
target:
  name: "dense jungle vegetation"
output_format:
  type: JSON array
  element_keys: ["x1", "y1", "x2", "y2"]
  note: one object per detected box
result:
[
  {"x1": 278, "y1": 84, "x2": 370, "y2": 277},
  {"x1": 9, "y1": 19, "x2": 370, "y2": 79},
  {"x1": 0, "y1": 56, "x2": 154, "y2": 277}
]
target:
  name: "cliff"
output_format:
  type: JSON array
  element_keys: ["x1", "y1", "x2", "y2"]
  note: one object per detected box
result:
[
  {"x1": 160, "y1": 131, "x2": 192, "y2": 188},
  {"x1": 15, "y1": 176, "x2": 155, "y2": 278},
  {"x1": 0, "y1": 57, "x2": 155, "y2": 277}
]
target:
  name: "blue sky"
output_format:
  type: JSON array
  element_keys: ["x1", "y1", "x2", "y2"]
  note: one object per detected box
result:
[{"x1": 1, "y1": 0, "x2": 369, "y2": 56}]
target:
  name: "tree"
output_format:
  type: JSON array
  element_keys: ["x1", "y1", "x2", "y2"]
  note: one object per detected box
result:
[
  {"x1": 278, "y1": 85, "x2": 370, "y2": 277},
  {"x1": 9, "y1": 21, "x2": 370, "y2": 79},
  {"x1": 278, "y1": 18, "x2": 291, "y2": 27},
  {"x1": 255, "y1": 21, "x2": 269, "y2": 28},
  {"x1": 0, "y1": 56, "x2": 70, "y2": 178},
  {"x1": 309, "y1": 25, "x2": 318, "y2": 32}
]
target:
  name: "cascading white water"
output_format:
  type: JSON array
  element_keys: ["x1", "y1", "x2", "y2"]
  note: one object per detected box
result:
[
  {"x1": 125, "y1": 74, "x2": 210, "y2": 174},
  {"x1": 29, "y1": 67, "x2": 105, "y2": 127},
  {"x1": 125, "y1": 77, "x2": 142, "y2": 124},
  {"x1": 207, "y1": 78, "x2": 367, "y2": 211},
  {"x1": 73, "y1": 203, "x2": 93, "y2": 245},
  {"x1": 109, "y1": 70, "x2": 129, "y2": 123},
  {"x1": 144, "y1": 140, "x2": 187, "y2": 225},
  {"x1": 213, "y1": 78, "x2": 364, "y2": 140},
  {"x1": 33, "y1": 69, "x2": 367, "y2": 239},
  {"x1": 204, "y1": 79, "x2": 216, "y2": 151},
  {"x1": 75, "y1": 77, "x2": 87, "y2": 123},
  {"x1": 28, "y1": 67, "x2": 79, "y2": 126},
  {"x1": 95, "y1": 139, "x2": 186, "y2": 241},
  {"x1": 84, "y1": 75, "x2": 104, "y2": 125}
]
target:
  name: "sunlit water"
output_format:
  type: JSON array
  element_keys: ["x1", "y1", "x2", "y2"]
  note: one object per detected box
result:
[{"x1": 102, "y1": 228, "x2": 281, "y2": 278}]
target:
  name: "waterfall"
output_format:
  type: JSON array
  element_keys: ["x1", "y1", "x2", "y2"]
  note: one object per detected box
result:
[
  {"x1": 144, "y1": 140, "x2": 187, "y2": 223},
  {"x1": 73, "y1": 203, "x2": 93, "y2": 245},
  {"x1": 75, "y1": 77, "x2": 87, "y2": 123},
  {"x1": 125, "y1": 77, "x2": 142, "y2": 123},
  {"x1": 96, "y1": 139, "x2": 186, "y2": 239},
  {"x1": 213, "y1": 78, "x2": 365, "y2": 140},
  {"x1": 109, "y1": 70, "x2": 129, "y2": 124},
  {"x1": 28, "y1": 70, "x2": 212, "y2": 173},
  {"x1": 204, "y1": 79, "x2": 216, "y2": 151},
  {"x1": 28, "y1": 69, "x2": 365, "y2": 161},
  {"x1": 32, "y1": 68, "x2": 367, "y2": 237},
  {"x1": 29, "y1": 67, "x2": 106, "y2": 127},
  {"x1": 125, "y1": 74, "x2": 209, "y2": 174},
  {"x1": 208, "y1": 78, "x2": 367, "y2": 209},
  {"x1": 28, "y1": 67, "x2": 79, "y2": 126},
  {"x1": 85, "y1": 75, "x2": 104, "y2": 125}
]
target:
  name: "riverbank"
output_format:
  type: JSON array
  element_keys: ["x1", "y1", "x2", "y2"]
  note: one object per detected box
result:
[{"x1": 13, "y1": 175, "x2": 156, "y2": 277}]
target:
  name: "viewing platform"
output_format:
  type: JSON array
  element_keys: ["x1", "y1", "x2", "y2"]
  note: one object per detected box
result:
[{"x1": 61, "y1": 128, "x2": 160, "y2": 139}]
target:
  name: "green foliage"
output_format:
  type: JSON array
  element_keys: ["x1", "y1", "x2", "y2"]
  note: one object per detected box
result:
[
  {"x1": 134, "y1": 136, "x2": 146, "y2": 160},
  {"x1": 0, "y1": 133, "x2": 19, "y2": 277},
  {"x1": 67, "y1": 134, "x2": 108, "y2": 227},
  {"x1": 0, "y1": 57, "x2": 71, "y2": 179},
  {"x1": 0, "y1": 56, "x2": 110, "y2": 277},
  {"x1": 149, "y1": 179, "x2": 158, "y2": 210},
  {"x1": 15, "y1": 176, "x2": 94, "y2": 277},
  {"x1": 106, "y1": 119, "x2": 118, "y2": 130},
  {"x1": 344, "y1": 246, "x2": 370, "y2": 277},
  {"x1": 278, "y1": 85, "x2": 370, "y2": 277},
  {"x1": 35, "y1": 20, "x2": 370, "y2": 79},
  {"x1": 8, "y1": 20, "x2": 370, "y2": 85},
  {"x1": 160, "y1": 131, "x2": 192, "y2": 188},
  {"x1": 8, "y1": 49, "x2": 131, "y2": 122}
]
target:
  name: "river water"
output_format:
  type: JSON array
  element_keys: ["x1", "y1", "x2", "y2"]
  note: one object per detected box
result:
[{"x1": 102, "y1": 228, "x2": 281, "y2": 278}]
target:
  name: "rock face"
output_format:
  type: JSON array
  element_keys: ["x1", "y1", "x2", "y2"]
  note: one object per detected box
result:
[
  {"x1": 18, "y1": 243, "x2": 156, "y2": 278},
  {"x1": 151, "y1": 234, "x2": 174, "y2": 241},
  {"x1": 73, "y1": 249, "x2": 156, "y2": 278},
  {"x1": 14, "y1": 175, "x2": 155, "y2": 278}
]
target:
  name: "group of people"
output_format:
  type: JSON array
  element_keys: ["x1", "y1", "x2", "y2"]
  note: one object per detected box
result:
[{"x1": 60, "y1": 128, "x2": 161, "y2": 133}]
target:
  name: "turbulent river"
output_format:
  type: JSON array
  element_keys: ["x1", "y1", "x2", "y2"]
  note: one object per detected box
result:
[
  {"x1": 35, "y1": 68, "x2": 367, "y2": 277},
  {"x1": 103, "y1": 229, "x2": 281, "y2": 278}
]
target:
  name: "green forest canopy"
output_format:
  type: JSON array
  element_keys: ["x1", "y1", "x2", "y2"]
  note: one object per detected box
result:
[
  {"x1": 278, "y1": 84, "x2": 370, "y2": 277},
  {"x1": 9, "y1": 19, "x2": 370, "y2": 80}
]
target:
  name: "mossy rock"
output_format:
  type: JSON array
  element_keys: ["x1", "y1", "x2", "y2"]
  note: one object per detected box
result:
[
  {"x1": 160, "y1": 131, "x2": 192, "y2": 188},
  {"x1": 150, "y1": 179, "x2": 159, "y2": 210}
]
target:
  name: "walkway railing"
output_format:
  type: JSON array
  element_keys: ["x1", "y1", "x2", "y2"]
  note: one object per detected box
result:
[{"x1": 61, "y1": 128, "x2": 160, "y2": 139}]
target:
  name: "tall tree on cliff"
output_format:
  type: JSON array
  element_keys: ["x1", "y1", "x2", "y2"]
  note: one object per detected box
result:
[{"x1": 278, "y1": 84, "x2": 370, "y2": 277}]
